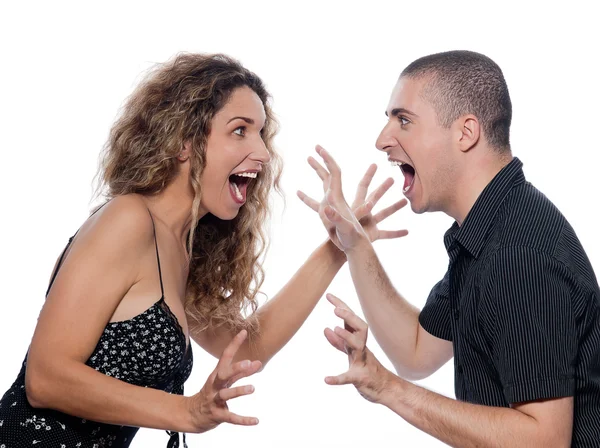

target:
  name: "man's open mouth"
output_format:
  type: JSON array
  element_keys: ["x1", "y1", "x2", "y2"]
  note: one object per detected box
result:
[{"x1": 390, "y1": 160, "x2": 415, "y2": 193}]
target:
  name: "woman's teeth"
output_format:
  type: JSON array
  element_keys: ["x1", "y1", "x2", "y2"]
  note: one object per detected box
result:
[
  {"x1": 232, "y1": 182, "x2": 243, "y2": 201},
  {"x1": 233, "y1": 172, "x2": 257, "y2": 178}
]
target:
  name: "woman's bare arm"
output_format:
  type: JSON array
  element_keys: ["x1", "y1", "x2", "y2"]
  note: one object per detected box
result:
[{"x1": 26, "y1": 196, "x2": 194, "y2": 432}]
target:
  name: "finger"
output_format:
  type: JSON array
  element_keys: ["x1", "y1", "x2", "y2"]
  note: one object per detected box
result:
[
  {"x1": 228, "y1": 360, "x2": 262, "y2": 386},
  {"x1": 324, "y1": 327, "x2": 347, "y2": 353},
  {"x1": 296, "y1": 190, "x2": 320, "y2": 212},
  {"x1": 354, "y1": 164, "x2": 377, "y2": 204},
  {"x1": 365, "y1": 178, "x2": 394, "y2": 209},
  {"x1": 353, "y1": 201, "x2": 375, "y2": 221},
  {"x1": 377, "y1": 230, "x2": 410, "y2": 239},
  {"x1": 217, "y1": 330, "x2": 247, "y2": 369},
  {"x1": 213, "y1": 409, "x2": 259, "y2": 426},
  {"x1": 373, "y1": 199, "x2": 408, "y2": 223},
  {"x1": 316, "y1": 145, "x2": 343, "y2": 191},
  {"x1": 218, "y1": 384, "x2": 255, "y2": 402},
  {"x1": 334, "y1": 326, "x2": 364, "y2": 351},
  {"x1": 325, "y1": 370, "x2": 357, "y2": 386},
  {"x1": 326, "y1": 293, "x2": 351, "y2": 310},
  {"x1": 216, "y1": 359, "x2": 261, "y2": 388},
  {"x1": 334, "y1": 307, "x2": 368, "y2": 333},
  {"x1": 307, "y1": 156, "x2": 329, "y2": 182}
]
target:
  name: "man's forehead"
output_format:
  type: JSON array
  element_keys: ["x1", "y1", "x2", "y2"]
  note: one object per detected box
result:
[{"x1": 386, "y1": 77, "x2": 423, "y2": 112}]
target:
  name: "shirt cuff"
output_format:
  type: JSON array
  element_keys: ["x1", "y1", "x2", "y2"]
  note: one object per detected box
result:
[
  {"x1": 418, "y1": 310, "x2": 452, "y2": 341},
  {"x1": 503, "y1": 376, "x2": 575, "y2": 404}
]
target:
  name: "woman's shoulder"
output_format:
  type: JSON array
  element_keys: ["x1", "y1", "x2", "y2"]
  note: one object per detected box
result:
[{"x1": 79, "y1": 194, "x2": 155, "y2": 251}]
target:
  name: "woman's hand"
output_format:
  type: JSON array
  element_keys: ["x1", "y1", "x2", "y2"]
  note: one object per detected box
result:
[{"x1": 187, "y1": 330, "x2": 261, "y2": 433}]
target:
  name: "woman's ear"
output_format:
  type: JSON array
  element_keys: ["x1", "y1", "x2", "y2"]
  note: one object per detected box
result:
[{"x1": 178, "y1": 141, "x2": 192, "y2": 162}]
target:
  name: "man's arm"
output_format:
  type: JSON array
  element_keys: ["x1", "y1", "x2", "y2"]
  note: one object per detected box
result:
[
  {"x1": 383, "y1": 375, "x2": 573, "y2": 448},
  {"x1": 346, "y1": 237, "x2": 453, "y2": 379},
  {"x1": 323, "y1": 293, "x2": 573, "y2": 448},
  {"x1": 300, "y1": 146, "x2": 452, "y2": 379}
]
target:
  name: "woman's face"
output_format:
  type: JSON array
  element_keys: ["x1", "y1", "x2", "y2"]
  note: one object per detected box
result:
[{"x1": 199, "y1": 86, "x2": 270, "y2": 220}]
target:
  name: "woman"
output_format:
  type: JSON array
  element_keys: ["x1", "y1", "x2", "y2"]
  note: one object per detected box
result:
[{"x1": 0, "y1": 53, "x2": 407, "y2": 448}]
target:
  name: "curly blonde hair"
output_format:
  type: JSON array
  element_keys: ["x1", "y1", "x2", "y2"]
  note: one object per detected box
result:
[{"x1": 97, "y1": 53, "x2": 282, "y2": 337}]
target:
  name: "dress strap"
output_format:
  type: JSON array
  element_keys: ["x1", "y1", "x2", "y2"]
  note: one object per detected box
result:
[{"x1": 147, "y1": 210, "x2": 165, "y2": 299}]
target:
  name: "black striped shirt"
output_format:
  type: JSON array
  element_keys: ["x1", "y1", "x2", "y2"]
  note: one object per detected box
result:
[{"x1": 419, "y1": 157, "x2": 600, "y2": 446}]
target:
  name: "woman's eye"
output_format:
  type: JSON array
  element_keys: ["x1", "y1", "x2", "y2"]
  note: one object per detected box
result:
[{"x1": 233, "y1": 126, "x2": 246, "y2": 136}]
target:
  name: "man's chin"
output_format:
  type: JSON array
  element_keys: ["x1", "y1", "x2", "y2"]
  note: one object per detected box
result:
[{"x1": 409, "y1": 200, "x2": 426, "y2": 214}]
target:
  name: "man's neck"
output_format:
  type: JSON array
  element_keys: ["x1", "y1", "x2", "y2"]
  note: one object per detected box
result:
[{"x1": 449, "y1": 150, "x2": 513, "y2": 226}]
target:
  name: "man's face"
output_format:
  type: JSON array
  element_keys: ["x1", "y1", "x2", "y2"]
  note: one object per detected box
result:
[{"x1": 376, "y1": 76, "x2": 457, "y2": 214}]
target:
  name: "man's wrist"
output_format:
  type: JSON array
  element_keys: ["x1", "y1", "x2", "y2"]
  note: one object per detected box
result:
[
  {"x1": 344, "y1": 231, "x2": 372, "y2": 257},
  {"x1": 380, "y1": 370, "x2": 407, "y2": 409}
]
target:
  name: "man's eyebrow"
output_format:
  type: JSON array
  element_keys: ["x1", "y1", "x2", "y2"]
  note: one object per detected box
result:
[
  {"x1": 227, "y1": 116, "x2": 255, "y2": 124},
  {"x1": 385, "y1": 108, "x2": 418, "y2": 118}
]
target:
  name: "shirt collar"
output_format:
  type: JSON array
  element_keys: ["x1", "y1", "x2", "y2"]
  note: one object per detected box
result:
[{"x1": 444, "y1": 157, "x2": 526, "y2": 258}]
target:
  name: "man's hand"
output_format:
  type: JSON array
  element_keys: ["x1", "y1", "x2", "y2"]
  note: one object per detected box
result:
[{"x1": 323, "y1": 293, "x2": 394, "y2": 404}]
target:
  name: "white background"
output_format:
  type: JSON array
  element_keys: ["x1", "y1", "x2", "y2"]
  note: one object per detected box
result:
[{"x1": 1, "y1": 1, "x2": 598, "y2": 447}]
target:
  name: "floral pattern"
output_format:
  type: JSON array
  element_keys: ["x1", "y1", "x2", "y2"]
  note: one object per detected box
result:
[{"x1": 0, "y1": 298, "x2": 193, "y2": 447}]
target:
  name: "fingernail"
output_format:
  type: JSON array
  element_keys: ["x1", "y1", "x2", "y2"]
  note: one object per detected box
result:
[
  {"x1": 241, "y1": 360, "x2": 251, "y2": 368},
  {"x1": 247, "y1": 385, "x2": 255, "y2": 393}
]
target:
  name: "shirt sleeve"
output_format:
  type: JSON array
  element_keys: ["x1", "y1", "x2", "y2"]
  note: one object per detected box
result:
[
  {"x1": 485, "y1": 246, "x2": 577, "y2": 404},
  {"x1": 419, "y1": 270, "x2": 452, "y2": 341}
]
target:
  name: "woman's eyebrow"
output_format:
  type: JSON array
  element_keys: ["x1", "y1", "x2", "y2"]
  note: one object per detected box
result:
[{"x1": 227, "y1": 116, "x2": 255, "y2": 124}]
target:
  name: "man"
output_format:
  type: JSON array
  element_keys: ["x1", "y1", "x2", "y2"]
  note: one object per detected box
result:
[{"x1": 298, "y1": 50, "x2": 600, "y2": 447}]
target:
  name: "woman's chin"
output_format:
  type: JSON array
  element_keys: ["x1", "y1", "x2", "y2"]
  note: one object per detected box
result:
[{"x1": 210, "y1": 207, "x2": 240, "y2": 221}]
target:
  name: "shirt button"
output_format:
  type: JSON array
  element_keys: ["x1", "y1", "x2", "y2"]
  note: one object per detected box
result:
[{"x1": 454, "y1": 309, "x2": 460, "y2": 320}]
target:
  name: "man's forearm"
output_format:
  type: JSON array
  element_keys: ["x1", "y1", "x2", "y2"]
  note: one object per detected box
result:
[
  {"x1": 346, "y1": 237, "x2": 421, "y2": 374},
  {"x1": 382, "y1": 375, "x2": 570, "y2": 448}
]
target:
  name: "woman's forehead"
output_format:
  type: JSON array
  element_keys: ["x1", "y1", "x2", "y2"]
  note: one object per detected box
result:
[{"x1": 216, "y1": 87, "x2": 266, "y2": 123}]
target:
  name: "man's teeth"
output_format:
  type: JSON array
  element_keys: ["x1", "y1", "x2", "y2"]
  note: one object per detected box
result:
[
  {"x1": 232, "y1": 182, "x2": 243, "y2": 201},
  {"x1": 233, "y1": 172, "x2": 257, "y2": 178},
  {"x1": 403, "y1": 185, "x2": 411, "y2": 193},
  {"x1": 390, "y1": 160, "x2": 403, "y2": 167}
]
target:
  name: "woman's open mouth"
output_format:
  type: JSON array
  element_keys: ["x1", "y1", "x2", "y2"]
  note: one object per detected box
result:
[{"x1": 228, "y1": 171, "x2": 257, "y2": 204}]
